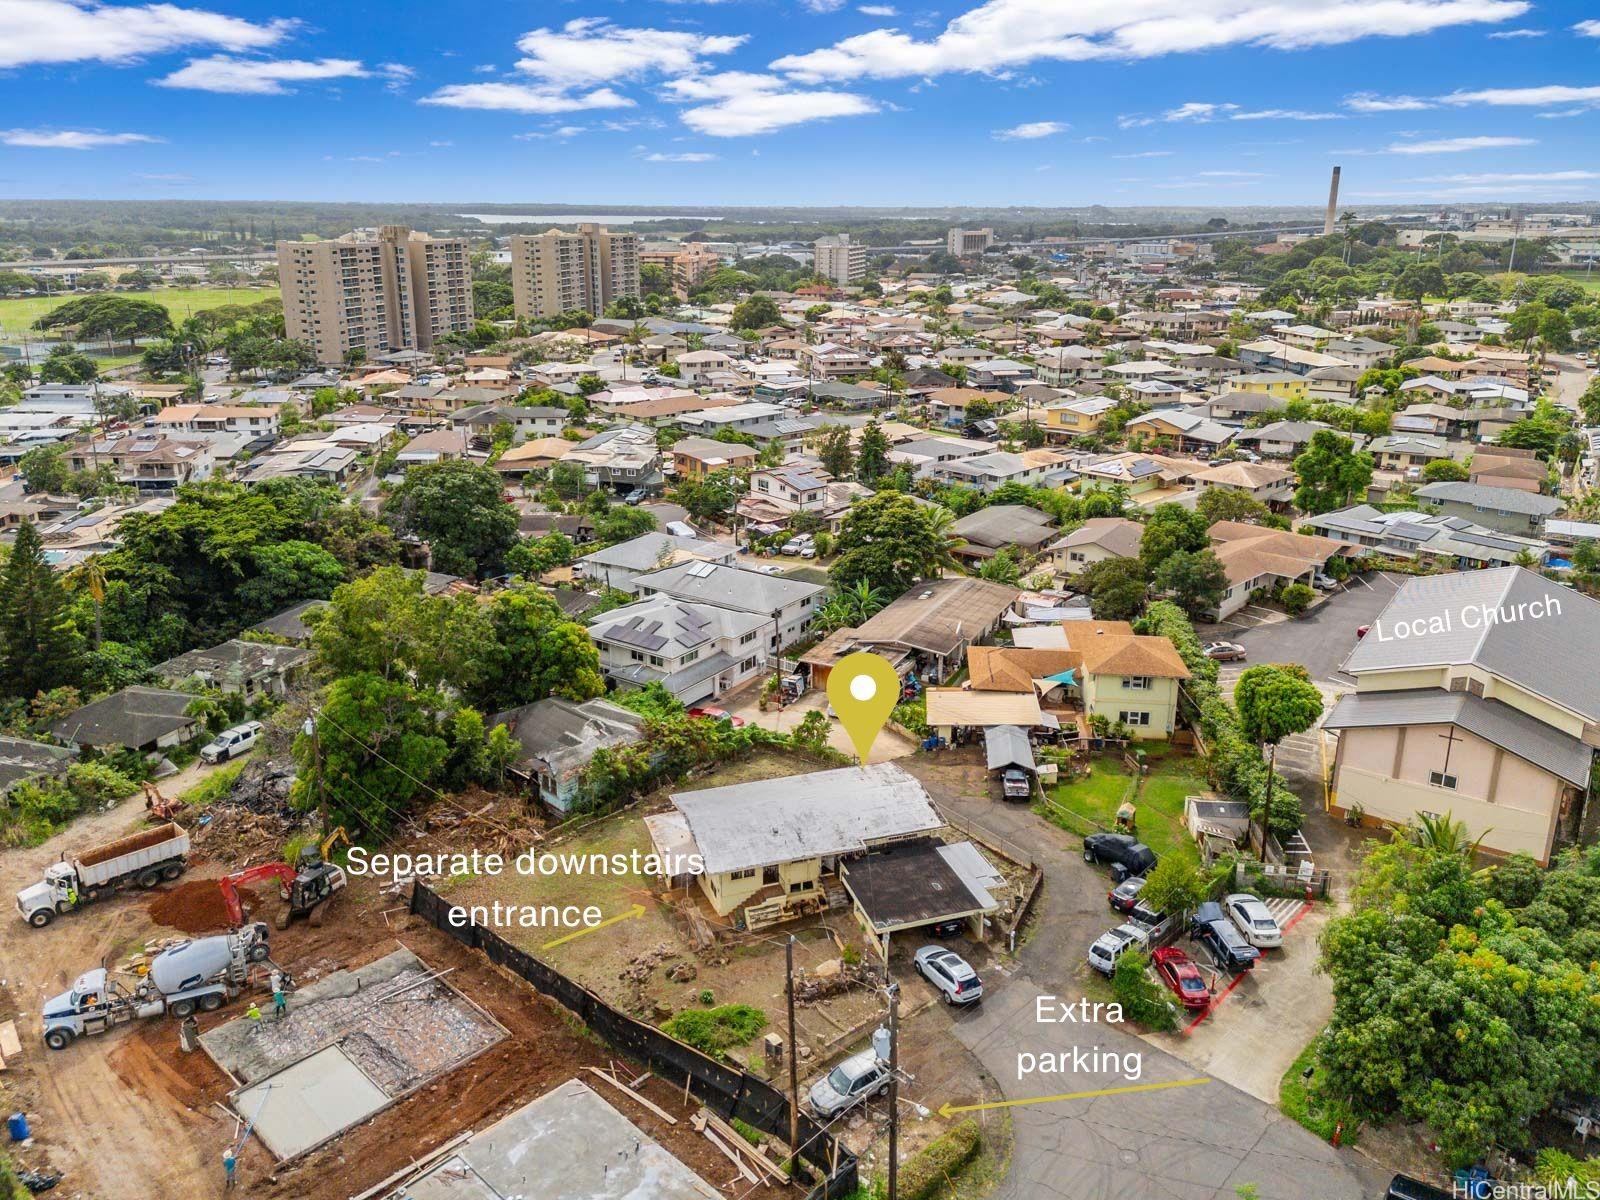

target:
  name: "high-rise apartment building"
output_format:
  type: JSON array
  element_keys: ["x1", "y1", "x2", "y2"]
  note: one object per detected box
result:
[
  {"x1": 278, "y1": 225, "x2": 471, "y2": 365},
  {"x1": 509, "y1": 223, "x2": 641, "y2": 319},
  {"x1": 946, "y1": 227, "x2": 995, "y2": 257},
  {"x1": 639, "y1": 242, "x2": 723, "y2": 299},
  {"x1": 813, "y1": 235, "x2": 866, "y2": 286}
]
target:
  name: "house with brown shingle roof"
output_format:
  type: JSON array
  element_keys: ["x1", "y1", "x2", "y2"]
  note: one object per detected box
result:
[
  {"x1": 1061, "y1": 623, "x2": 1190, "y2": 739},
  {"x1": 1192, "y1": 460, "x2": 1295, "y2": 507},
  {"x1": 1207, "y1": 520, "x2": 1352, "y2": 619}
]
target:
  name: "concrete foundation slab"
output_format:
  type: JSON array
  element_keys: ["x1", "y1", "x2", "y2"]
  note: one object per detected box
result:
[
  {"x1": 238, "y1": 1044, "x2": 389, "y2": 1161},
  {"x1": 393, "y1": 1079, "x2": 722, "y2": 1200}
]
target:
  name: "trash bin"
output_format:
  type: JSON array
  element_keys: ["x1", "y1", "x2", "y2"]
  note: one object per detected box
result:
[{"x1": 7, "y1": 1112, "x2": 29, "y2": 1142}]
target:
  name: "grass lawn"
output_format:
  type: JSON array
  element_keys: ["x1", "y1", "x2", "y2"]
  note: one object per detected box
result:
[
  {"x1": 1036, "y1": 747, "x2": 1207, "y2": 861},
  {"x1": 0, "y1": 286, "x2": 278, "y2": 337},
  {"x1": 1279, "y1": 1038, "x2": 1360, "y2": 1146}
]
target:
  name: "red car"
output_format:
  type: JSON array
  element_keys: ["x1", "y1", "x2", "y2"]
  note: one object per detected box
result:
[
  {"x1": 687, "y1": 706, "x2": 746, "y2": 728},
  {"x1": 1151, "y1": 947, "x2": 1211, "y2": 1012},
  {"x1": 1356, "y1": 625, "x2": 1371, "y2": 639}
]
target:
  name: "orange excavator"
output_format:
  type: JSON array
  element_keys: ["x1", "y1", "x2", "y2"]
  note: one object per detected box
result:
[{"x1": 218, "y1": 831, "x2": 348, "y2": 930}]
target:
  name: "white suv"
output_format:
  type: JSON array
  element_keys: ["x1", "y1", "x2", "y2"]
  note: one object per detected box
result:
[{"x1": 200, "y1": 721, "x2": 263, "y2": 764}]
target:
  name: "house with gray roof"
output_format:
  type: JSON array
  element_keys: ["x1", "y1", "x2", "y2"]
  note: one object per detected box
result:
[
  {"x1": 152, "y1": 639, "x2": 311, "y2": 698},
  {"x1": 948, "y1": 504, "x2": 1057, "y2": 564},
  {"x1": 587, "y1": 595, "x2": 769, "y2": 703},
  {"x1": 1414, "y1": 480, "x2": 1563, "y2": 538},
  {"x1": 634, "y1": 560, "x2": 825, "y2": 652},
  {"x1": 489, "y1": 696, "x2": 645, "y2": 813},
  {"x1": 51, "y1": 687, "x2": 201, "y2": 753},
  {"x1": 1299, "y1": 504, "x2": 1548, "y2": 568},
  {"x1": 575, "y1": 532, "x2": 737, "y2": 595},
  {"x1": 1326, "y1": 566, "x2": 1600, "y2": 863},
  {"x1": 0, "y1": 736, "x2": 72, "y2": 796}
]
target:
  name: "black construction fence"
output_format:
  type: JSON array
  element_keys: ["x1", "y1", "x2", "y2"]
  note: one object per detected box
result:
[{"x1": 410, "y1": 881, "x2": 860, "y2": 1199}]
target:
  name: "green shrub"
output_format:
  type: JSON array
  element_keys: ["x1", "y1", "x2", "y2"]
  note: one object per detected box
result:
[
  {"x1": 730, "y1": 1117, "x2": 763, "y2": 1146},
  {"x1": 66, "y1": 761, "x2": 138, "y2": 806},
  {"x1": 1111, "y1": 950, "x2": 1177, "y2": 1031},
  {"x1": 179, "y1": 759, "x2": 247, "y2": 808},
  {"x1": 1281, "y1": 583, "x2": 1315, "y2": 616},
  {"x1": 897, "y1": 1119, "x2": 982, "y2": 1200},
  {"x1": 662, "y1": 1003, "x2": 767, "y2": 1058},
  {"x1": 698, "y1": 988, "x2": 715, "y2": 1006},
  {"x1": 892, "y1": 694, "x2": 929, "y2": 739}
]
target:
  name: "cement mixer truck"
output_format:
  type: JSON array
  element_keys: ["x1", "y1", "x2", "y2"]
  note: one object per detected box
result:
[{"x1": 41, "y1": 922, "x2": 272, "y2": 1050}]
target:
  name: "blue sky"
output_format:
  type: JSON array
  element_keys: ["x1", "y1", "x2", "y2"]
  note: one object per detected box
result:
[{"x1": 3, "y1": 0, "x2": 1599, "y2": 206}]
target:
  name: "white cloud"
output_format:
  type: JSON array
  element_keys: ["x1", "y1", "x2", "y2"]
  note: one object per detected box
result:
[
  {"x1": 859, "y1": 4, "x2": 898, "y2": 13},
  {"x1": 1535, "y1": 108, "x2": 1592, "y2": 119},
  {"x1": 1573, "y1": 19, "x2": 1600, "y2": 36},
  {"x1": 642, "y1": 151, "x2": 719, "y2": 161},
  {"x1": 515, "y1": 125, "x2": 589, "y2": 140},
  {"x1": 420, "y1": 83, "x2": 634, "y2": 113},
  {"x1": 1198, "y1": 169, "x2": 1267, "y2": 176},
  {"x1": 1120, "y1": 101, "x2": 1337, "y2": 127},
  {"x1": 993, "y1": 119, "x2": 1068, "y2": 139},
  {"x1": 1111, "y1": 150, "x2": 1173, "y2": 158},
  {"x1": 664, "y1": 72, "x2": 878, "y2": 135},
  {"x1": 801, "y1": 0, "x2": 847, "y2": 9},
  {"x1": 1442, "y1": 84, "x2": 1600, "y2": 107},
  {"x1": 1486, "y1": 26, "x2": 1543, "y2": 36},
  {"x1": 3, "y1": 0, "x2": 292, "y2": 69},
  {"x1": 1, "y1": 127, "x2": 160, "y2": 148},
  {"x1": 1344, "y1": 91, "x2": 1435, "y2": 111},
  {"x1": 771, "y1": 0, "x2": 1529, "y2": 82},
  {"x1": 1387, "y1": 135, "x2": 1537, "y2": 153},
  {"x1": 512, "y1": 17, "x2": 744, "y2": 85},
  {"x1": 155, "y1": 56, "x2": 382, "y2": 94},
  {"x1": 1410, "y1": 170, "x2": 1599, "y2": 183}
]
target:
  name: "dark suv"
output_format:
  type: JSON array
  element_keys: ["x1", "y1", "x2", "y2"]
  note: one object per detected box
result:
[
  {"x1": 1190, "y1": 901, "x2": 1260, "y2": 973},
  {"x1": 1082, "y1": 833, "x2": 1157, "y2": 882}
]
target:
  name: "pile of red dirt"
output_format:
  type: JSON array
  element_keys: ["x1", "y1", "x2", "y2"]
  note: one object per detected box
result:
[{"x1": 147, "y1": 880, "x2": 255, "y2": 934}]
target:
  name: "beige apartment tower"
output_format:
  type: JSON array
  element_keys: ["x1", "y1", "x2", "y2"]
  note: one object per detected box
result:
[
  {"x1": 813, "y1": 235, "x2": 866, "y2": 286},
  {"x1": 946, "y1": 227, "x2": 994, "y2": 257},
  {"x1": 509, "y1": 223, "x2": 642, "y2": 319},
  {"x1": 278, "y1": 225, "x2": 471, "y2": 365}
]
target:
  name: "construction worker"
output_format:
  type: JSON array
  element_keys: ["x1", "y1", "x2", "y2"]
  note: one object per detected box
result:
[
  {"x1": 246, "y1": 1001, "x2": 262, "y2": 1024},
  {"x1": 273, "y1": 985, "x2": 287, "y2": 1021},
  {"x1": 223, "y1": 1148, "x2": 237, "y2": 1191}
]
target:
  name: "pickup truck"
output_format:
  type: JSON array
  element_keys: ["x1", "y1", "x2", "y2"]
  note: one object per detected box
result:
[
  {"x1": 1000, "y1": 768, "x2": 1032, "y2": 801},
  {"x1": 200, "y1": 720, "x2": 262, "y2": 764}
]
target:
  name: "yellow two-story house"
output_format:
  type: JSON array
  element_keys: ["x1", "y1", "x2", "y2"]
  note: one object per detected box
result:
[
  {"x1": 1230, "y1": 371, "x2": 1308, "y2": 402},
  {"x1": 1043, "y1": 396, "x2": 1116, "y2": 443},
  {"x1": 1064, "y1": 623, "x2": 1191, "y2": 739}
]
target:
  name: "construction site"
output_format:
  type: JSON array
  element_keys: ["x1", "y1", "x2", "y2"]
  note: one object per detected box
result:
[{"x1": 0, "y1": 778, "x2": 813, "y2": 1200}]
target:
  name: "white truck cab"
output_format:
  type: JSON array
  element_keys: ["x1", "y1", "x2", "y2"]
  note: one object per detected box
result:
[{"x1": 16, "y1": 863, "x2": 78, "y2": 925}]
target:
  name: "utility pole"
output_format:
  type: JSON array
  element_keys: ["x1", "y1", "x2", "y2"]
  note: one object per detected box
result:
[
  {"x1": 786, "y1": 934, "x2": 800, "y2": 1163},
  {"x1": 887, "y1": 978, "x2": 900, "y2": 1200},
  {"x1": 303, "y1": 715, "x2": 326, "y2": 831}
]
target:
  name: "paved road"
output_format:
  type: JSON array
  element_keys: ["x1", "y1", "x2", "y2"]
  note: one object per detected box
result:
[
  {"x1": 910, "y1": 762, "x2": 1382, "y2": 1200},
  {"x1": 1207, "y1": 573, "x2": 1402, "y2": 685}
]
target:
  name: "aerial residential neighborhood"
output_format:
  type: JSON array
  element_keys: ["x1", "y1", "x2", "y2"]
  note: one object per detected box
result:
[{"x1": 3, "y1": 4, "x2": 1600, "y2": 1200}]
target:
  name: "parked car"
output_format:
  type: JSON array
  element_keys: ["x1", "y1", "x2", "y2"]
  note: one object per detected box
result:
[
  {"x1": 1385, "y1": 1176, "x2": 1456, "y2": 1200},
  {"x1": 1202, "y1": 641, "x2": 1246, "y2": 662},
  {"x1": 999, "y1": 767, "x2": 1031, "y2": 801},
  {"x1": 1082, "y1": 833, "x2": 1157, "y2": 882},
  {"x1": 1313, "y1": 571, "x2": 1338, "y2": 590},
  {"x1": 1107, "y1": 875, "x2": 1147, "y2": 913},
  {"x1": 914, "y1": 945, "x2": 983, "y2": 1005},
  {"x1": 199, "y1": 721, "x2": 263, "y2": 765},
  {"x1": 807, "y1": 1048, "x2": 890, "y2": 1118},
  {"x1": 1224, "y1": 893, "x2": 1283, "y2": 948},
  {"x1": 1086, "y1": 923, "x2": 1150, "y2": 977},
  {"x1": 687, "y1": 706, "x2": 746, "y2": 728},
  {"x1": 1190, "y1": 901, "x2": 1261, "y2": 973},
  {"x1": 1356, "y1": 624, "x2": 1371, "y2": 639},
  {"x1": 1151, "y1": 947, "x2": 1211, "y2": 1012},
  {"x1": 623, "y1": 488, "x2": 647, "y2": 504},
  {"x1": 926, "y1": 917, "x2": 967, "y2": 939}
]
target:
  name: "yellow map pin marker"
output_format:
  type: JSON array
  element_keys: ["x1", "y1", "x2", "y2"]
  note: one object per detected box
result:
[{"x1": 827, "y1": 651, "x2": 901, "y2": 762}]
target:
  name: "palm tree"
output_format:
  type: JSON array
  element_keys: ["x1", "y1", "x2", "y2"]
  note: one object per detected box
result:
[
  {"x1": 923, "y1": 505, "x2": 967, "y2": 577},
  {"x1": 844, "y1": 579, "x2": 887, "y2": 622},
  {"x1": 1402, "y1": 811, "x2": 1488, "y2": 858}
]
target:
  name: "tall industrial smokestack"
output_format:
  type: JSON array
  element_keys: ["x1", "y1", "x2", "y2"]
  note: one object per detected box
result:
[{"x1": 1324, "y1": 165, "x2": 1342, "y2": 236}]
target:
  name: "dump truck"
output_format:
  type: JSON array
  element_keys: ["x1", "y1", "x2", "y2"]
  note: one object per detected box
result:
[
  {"x1": 16, "y1": 823, "x2": 191, "y2": 928},
  {"x1": 41, "y1": 923, "x2": 272, "y2": 1050}
]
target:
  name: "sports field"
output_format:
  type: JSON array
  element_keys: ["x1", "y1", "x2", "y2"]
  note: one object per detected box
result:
[{"x1": 0, "y1": 286, "x2": 279, "y2": 337}]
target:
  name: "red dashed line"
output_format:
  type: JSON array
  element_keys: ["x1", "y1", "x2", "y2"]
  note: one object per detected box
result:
[{"x1": 1180, "y1": 900, "x2": 1314, "y2": 1036}]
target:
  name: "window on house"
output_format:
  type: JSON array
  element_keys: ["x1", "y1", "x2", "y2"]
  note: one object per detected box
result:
[
  {"x1": 1119, "y1": 711, "x2": 1153, "y2": 727},
  {"x1": 1428, "y1": 771, "x2": 1458, "y2": 790},
  {"x1": 729, "y1": 868, "x2": 755, "y2": 881},
  {"x1": 762, "y1": 865, "x2": 780, "y2": 885},
  {"x1": 1122, "y1": 677, "x2": 1152, "y2": 690}
]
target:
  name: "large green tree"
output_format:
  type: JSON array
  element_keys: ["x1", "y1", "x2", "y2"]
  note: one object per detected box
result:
[
  {"x1": 384, "y1": 461, "x2": 520, "y2": 578},
  {"x1": 34, "y1": 295, "x2": 173, "y2": 348},
  {"x1": 1233, "y1": 664, "x2": 1323, "y2": 850},
  {"x1": 1077, "y1": 557, "x2": 1148, "y2": 621},
  {"x1": 1139, "y1": 503, "x2": 1210, "y2": 575},
  {"x1": 0, "y1": 520, "x2": 83, "y2": 699},
  {"x1": 1152, "y1": 549, "x2": 1228, "y2": 619},
  {"x1": 1292, "y1": 430, "x2": 1374, "y2": 515},
  {"x1": 830, "y1": 492, "x2": 963, "y2": 595},
  {"x1": 476, "y1": 585, "x2": 604, "y2": 711}
]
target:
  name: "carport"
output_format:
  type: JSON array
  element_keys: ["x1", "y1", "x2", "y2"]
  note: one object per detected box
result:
[{"x1": 842, "y1": 839, "x2": 1000, "y2": 958}]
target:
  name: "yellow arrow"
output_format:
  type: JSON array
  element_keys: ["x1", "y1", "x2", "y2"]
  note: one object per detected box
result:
[
  {"x1": 543, "y1": 903, "x2": 647, "y2": 949},
  {"x1": 937, "y1": 1076, "x2": 1208, "y2": 1119}
]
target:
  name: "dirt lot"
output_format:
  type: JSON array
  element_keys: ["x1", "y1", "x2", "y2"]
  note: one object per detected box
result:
[{"x1": 0, "y1": 790, "x2": 790, "y2": 1200}]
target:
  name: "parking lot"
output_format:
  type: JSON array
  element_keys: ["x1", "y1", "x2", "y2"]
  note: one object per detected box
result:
[{"x1": 1204, "y1": 571, "x2": 1403, "y2": 685}]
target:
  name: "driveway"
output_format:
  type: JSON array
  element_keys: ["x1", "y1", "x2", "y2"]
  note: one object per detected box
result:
[{"x1": 907, "y1": 759, "x2": 1381, "y2": 1200}]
